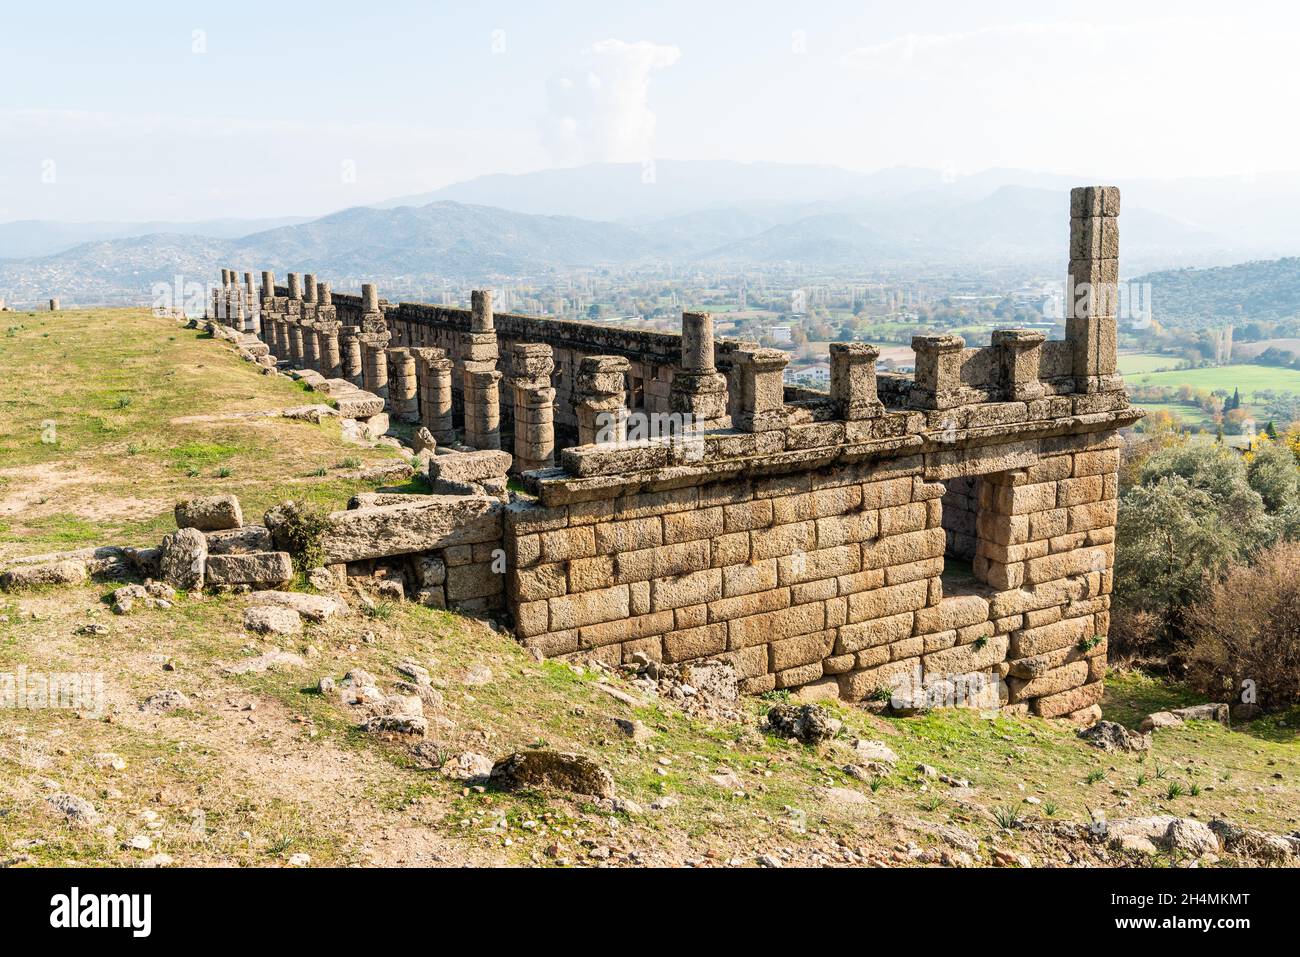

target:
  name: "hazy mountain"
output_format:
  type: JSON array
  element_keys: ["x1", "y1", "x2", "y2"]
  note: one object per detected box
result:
[
  {"x1": 378, "y1": 161, "x2": 948, "y2": 222},
  {"x1": 0, "y1": 216, "x2": 311, "y2": 260},
  {"x1": 227, "y1": 202, "x2": 646, "y2": 274},
  {"x1": 1135, "y1": 258, "x2": 1300, "y2": 327},
  {"x1": 0, "y1": 202, "x2": 651, "y2": 303}
]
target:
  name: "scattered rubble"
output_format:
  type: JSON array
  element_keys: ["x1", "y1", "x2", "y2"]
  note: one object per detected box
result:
[
  {"x1": 489, "y1": 750, "x2": 616, "y2": 799},
  {"x1": 1077, "y1": 720, "x2": 1151, "y2": 753}
]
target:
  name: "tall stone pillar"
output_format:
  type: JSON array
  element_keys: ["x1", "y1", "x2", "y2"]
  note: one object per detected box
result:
[
  {"x1": 416, "y1": 349, "x2": 455, "y2": 444},
  {"x1": 577, "y1": 355, "x2": 629, "y2": 445},
  {"x1": 387, "y1": 347, "x2": 419, "y2": 422},
  {"x1": 1067, "y1": 185, "x2": 1121, "y2": 394},
  {"x1": 285, "y1": 273, "x2": 304, "y2": 367},
  {"x1": 830, "y1": 342, "x2": 884, "y2": 420},
  {"x1": 509, "y1": 343, "x2": 556, "y2": 472},
  {"x1": 243, "y1": 272, "x2": 258, "y2": 335},
  {"x1": 669, "y1": 312, "x2": 729, "y2": 429},
  {"x1": 316, "y1": 282, "x2": 341, "y2": 378},
  {"x1": 459, "y1": 290, "x2": 501, "y2": 450}
]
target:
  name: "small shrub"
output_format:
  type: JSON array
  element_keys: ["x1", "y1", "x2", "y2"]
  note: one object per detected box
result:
[
  {"x1": 216, "y1": 467, "x2": 232, "y2": 478},
  {"x1": 1077, "y1": 635, "x2": 1103, "y2": 654},
  {"x1": 1085, "y1": 769, "x2": 1106, "y2": 784},
  {"x1": 364, "y1": 600, "x2": 397, "y2": 622},
  {"x1": 992, "y1": 805, "x2": 1023, "y2": 829},
  {"x1": 339, "y1": 457, "x2": 361, "y2": 470},
  {"x1": 1042, "y1": 800, "x2": 1058, "y2": 817},
  {"x1": 919, "y1": 795, "x2": 943, "y2": 811},
  {"x1": 1165, "y1": 782, "x2": 1184, "y2": 801},
  {"x1": 972, "y1": 636, "x2": 988, "y2": 650},
  {"x1": 266, "y1": 500, "x2": 330, "y2": 573},
  {"x1": 114, "y1": 396, "x2": 132, "y2": 409},
  {"x1": 865, "y1": 685, "x2": 894, "y2": 703},
  {"x1": 185, "y1": 465, "x2": 200, "y2": 478}
]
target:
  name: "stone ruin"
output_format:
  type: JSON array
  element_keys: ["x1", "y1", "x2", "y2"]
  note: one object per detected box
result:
[{"x1": 61, "y1": 186, "x2": 1141, "y2": 721}]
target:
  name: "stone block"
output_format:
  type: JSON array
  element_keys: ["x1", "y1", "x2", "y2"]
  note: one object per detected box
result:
[
  {"x1": 175, "y1": 494, "x2": 243, "y2": 531},
  {"x1": 205, "y1": 551, "x2": 293, "y2": 588}
]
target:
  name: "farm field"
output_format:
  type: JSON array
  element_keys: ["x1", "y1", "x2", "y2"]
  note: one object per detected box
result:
[{"x1": 1124, "y1": 363, "x2": 1300, "y2": 394}]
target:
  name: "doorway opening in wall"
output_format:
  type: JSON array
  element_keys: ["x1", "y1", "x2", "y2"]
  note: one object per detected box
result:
[{"x1": 940, "y1": 476, "x2": 984, "y2": 592}]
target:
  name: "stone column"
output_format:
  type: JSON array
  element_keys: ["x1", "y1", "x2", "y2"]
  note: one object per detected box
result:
[
  {"x1": 416, "y1": 349, "x2": 455, "y2": 444},
  {"x1": 303, "y1": 275, "x2": 316, "y2": 305},
  {"x1": 243, "y1": 272, "x2": 259, "y2": 335},
  {"x1": 732, "y1": 347, "x2": 790, "y2": 432},
  {"x1": 340, "y1": 327, "x2": 364, "y2": 386},
  {"x1": 315, "y1": 283, "x2": 340, "y2": 378},
  {"x1": 287, "y1": 273, "x2": 303, "y2": 302},
  {"x1": 830, "y1": 342, "x2": 884, "y2": 420},
  {"x1": 362, "y1": 336, "x2": 390, "y2": 398},
  {"x1": 993, "y1": 329, "x2": 1046, "y2": 401},
  {"x1": 669, "y1": 311, "x2": 729, "y2": 429},
  {"x1": 576, "y1": 355, "x2": 629, "y2": 445},
  {"x1": 459, "y1": 290, "x2": 501, "y2": 450},
  {"x1": 387, "y1": 347, "x2": 419, "y2": 422},
  {"x1": 49, "y1": 298, "x2": 60, "y2": 312},
  {"x1": 909, "y1": 334, "x2": 966, "y2": 410},
  {"x1": 288, "y1": 320, "x2": 305, "y2": 368},
  {"x1": 509, "y1": 343, "x2": 556, "y2": 472},
  {"x1": 1067, "y1": 186, "x2": 1121, "y2": 394}
]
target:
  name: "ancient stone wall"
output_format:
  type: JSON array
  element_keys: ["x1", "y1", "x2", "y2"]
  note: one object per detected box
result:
[{"x1": 209, "y1": 185, "x2": 1137, "y2": 720}]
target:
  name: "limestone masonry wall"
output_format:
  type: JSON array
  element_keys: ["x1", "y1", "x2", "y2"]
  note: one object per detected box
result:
[{"x1": 200, "y1": 185, "x2": 1139, "y2": 722}]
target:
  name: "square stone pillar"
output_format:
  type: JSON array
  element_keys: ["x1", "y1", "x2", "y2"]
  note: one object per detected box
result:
[
  {"x1": 909, "y1": 334, "x2": 967, "y2": 410},
  {"x1": 830, "y1": 342, "x2": 884, "y2": 420},
  {"x1": 669, "y1": 311, "x2": 730, "y2": 429},
  {"x1": 732, "y1": 347, "x2": 790, "y2": 432},
  {"x1": 992, "y1": 329, "x2": 1046, "y2": 401},
  {"x1": 577, "y1": 355, "x2": 629, "y2": 445},
  {"x1": 415, "y1": 348, "x2": 455, "y2": 444},
  {"x1": 1067, "y1": 186, "x2": 1121, "y2": 394},
  {"x1": 509, "y1": 343, "x2": 556, "y2": 472},
  {"x1": 387, "y1": 347, "x2": 419, "y2": 423}
]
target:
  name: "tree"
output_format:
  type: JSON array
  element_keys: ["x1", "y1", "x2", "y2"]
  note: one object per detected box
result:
[
  {"x1": 1113, "y1": 445, "x2": 1274, "y2": 650},
  {"x1": 1183, "y1": 541, "x2": 1300, "y2": 711}
]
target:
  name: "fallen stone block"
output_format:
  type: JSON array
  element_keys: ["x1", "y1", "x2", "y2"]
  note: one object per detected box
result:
[
  {"x1": 175, "y1": 494, "x2": 243, "y2": 531},
  {"x1": 246, "y1": 590, "x2": 348, "y2": 622},
  {"x1": 334, "y1": 392, "x2": 385, "y2": 418},
  {"x1": 244, "y1": 605, "x2": 302, "y2": 634},
  {"x1": 428, "y1": 449, "x2": 512, "y2": 485},
  {"x1": 0, "y1": 559, "x2": 88, "y2": 591},
  {"x1": 321, "y1": 495, "x2": 503, "y2": 564},
  {"x1": 205, "y1": 525, "x2": 273, "y2": 555},
  {"x1": 206, "y1": 552, "x2": 293, "y2": 588},
  {"x1": 222, "y1": 649, "x2": 307, "y2": 674}
]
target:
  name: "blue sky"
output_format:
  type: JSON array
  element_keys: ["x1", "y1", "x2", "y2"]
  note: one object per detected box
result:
[{"x1": 2, "y1": 0, "x2": 1296, "y2": 221}]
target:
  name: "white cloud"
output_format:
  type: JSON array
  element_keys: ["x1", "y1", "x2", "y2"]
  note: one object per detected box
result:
[{"x1": 542, "y1": 38, "x2": 682, "y2": 165}]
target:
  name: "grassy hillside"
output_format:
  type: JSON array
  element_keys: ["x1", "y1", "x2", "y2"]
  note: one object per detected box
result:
[
  {"x1": 0, "y1": 308, "x2": 408, "y2": 561},
  {"x1": 1, "y1": 308, "x2": 1297, "y2": 868}
]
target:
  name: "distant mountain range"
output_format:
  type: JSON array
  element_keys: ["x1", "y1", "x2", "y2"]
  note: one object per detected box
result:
[{"x1": 3, "y1": 160, "x2": 1300, "y2": 304}]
